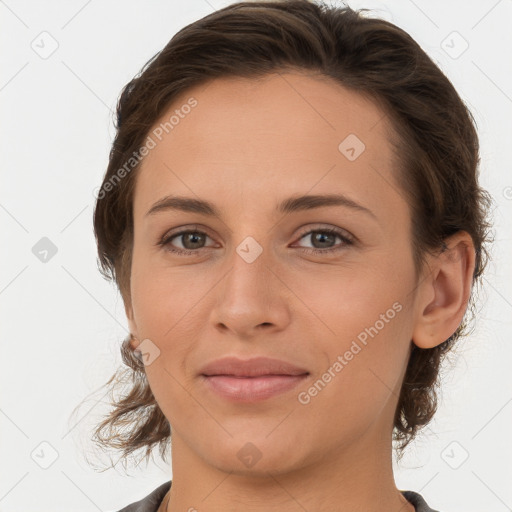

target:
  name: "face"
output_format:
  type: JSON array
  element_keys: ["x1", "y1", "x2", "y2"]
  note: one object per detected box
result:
[{"x1": 126, "y1": 71, "x2": 421, "y2": 475}]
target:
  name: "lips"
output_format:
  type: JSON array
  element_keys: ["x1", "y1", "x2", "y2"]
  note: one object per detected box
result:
[
  {"x1": 199, "y1": 356, "x2": 309, "y2": 378},
  {"x1": 199, "y1": 356, "x2": 309, "y2": 402}
]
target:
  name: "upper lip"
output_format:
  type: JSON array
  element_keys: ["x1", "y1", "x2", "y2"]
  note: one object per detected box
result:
[{"x1": 199, "y1": 356, "x2": 309, "y2": 377}]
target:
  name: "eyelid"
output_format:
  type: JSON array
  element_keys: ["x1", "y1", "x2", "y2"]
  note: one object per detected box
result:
[
  {"x1": 160, "y1": 223, "x2": 213, "y2": 239},
  {"x1": 160, "y1": 223, "x2": 354, "y2": 241},
  {"x1": 158, "y1": 223, "x2": 356, "y2": 255},
  {"x1": 294, "y1": 224, "x2": 355, "y2": 243}
]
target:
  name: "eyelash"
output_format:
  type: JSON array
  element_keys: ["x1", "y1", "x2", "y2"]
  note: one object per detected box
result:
[{"x1": 157, "y1": 225, "x2": 354, "y2": 257}]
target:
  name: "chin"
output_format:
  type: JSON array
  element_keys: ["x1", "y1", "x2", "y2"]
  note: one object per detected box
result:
[{"x1": 198, "y1": 433, "x2": 308, "y2": 477}]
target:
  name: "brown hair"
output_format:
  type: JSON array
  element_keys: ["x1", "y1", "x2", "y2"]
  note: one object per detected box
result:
[{"x1": 86, "y1": 0, "x2": 492, "y2": 468}]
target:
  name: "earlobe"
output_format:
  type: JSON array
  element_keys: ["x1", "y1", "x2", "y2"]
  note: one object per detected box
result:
[{"x1": 412, "y1": 231, "x2": 476, "y2": 350}]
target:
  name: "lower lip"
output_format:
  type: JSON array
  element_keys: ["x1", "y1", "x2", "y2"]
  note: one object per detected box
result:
[{"x1": 201, "y1": 374, "x2": 309, "y2": 402}]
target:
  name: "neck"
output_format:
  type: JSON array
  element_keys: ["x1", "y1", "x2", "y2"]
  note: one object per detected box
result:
[{"x1": 165, "y1": 418, "x2": 415, "y2": 512}]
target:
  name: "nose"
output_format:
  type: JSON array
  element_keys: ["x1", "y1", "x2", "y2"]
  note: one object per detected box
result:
[{"x1": 209, "y1": 244, "x2": 291, "y2": 339}]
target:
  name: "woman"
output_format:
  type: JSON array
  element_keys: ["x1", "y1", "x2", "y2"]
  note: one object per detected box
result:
[{"x1": 89, "y1": 1, "x2": 492, "y2": 510}]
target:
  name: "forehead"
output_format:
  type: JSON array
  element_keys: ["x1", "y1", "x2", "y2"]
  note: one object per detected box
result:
[{"x1": 133, "y1": 71, "x2": 408, "y2": 224}]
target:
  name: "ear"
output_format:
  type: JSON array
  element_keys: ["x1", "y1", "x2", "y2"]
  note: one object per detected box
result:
[
  {"x1": 124, "y1": 300, "x2": 141, "y2": 351},
  {"x1": 412, "y1": 231, "x2": 476, "y2": 349}
]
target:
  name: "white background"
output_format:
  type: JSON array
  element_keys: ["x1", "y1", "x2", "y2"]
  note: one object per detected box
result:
[{"x1": 1, "y1": 1, "x2": 511, "y2": 511}]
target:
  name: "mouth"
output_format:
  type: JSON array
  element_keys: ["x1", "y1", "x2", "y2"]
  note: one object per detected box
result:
[
  {"x1": 200, "y1": 373, "x2": 309, "y2": 402},
  {"x1": 198, "y1": 356, "x2": 310, "y2": 402}
]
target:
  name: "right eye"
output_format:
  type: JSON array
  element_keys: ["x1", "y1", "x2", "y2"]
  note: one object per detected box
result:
[{"x1": 158, "y1": 229, "x2": 216, "y2": 256}]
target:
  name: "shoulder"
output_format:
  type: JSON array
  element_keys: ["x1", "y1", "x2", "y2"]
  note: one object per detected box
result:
[
  {"x1": 115, "y1": 480, "x2": 172, "y2": 512},
  {"x1": 401, "y1": 490, "x2": 441, "y2": 512}
]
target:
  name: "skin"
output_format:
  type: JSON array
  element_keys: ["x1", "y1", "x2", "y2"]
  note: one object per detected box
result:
[{"x1": 125, "y1": 71, "x2": 475, "y2": 512}]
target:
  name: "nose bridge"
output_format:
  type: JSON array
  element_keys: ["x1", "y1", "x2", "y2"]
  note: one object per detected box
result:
[
  {"x1": 223, "y1": 234, "x2": 273, "y2": 305},
  {"x1": 210, "y1": 233, "x2": 290, "y2": 335}
]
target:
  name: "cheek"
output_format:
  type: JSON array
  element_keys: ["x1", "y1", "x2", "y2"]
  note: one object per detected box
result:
[
  {"x1": 130, "y1": 249, "x2": 201, "y2": 337},
  {"x1": 290, "y1": 258, "x2": 413, "y2": 410},
  {"x1": 287, "y1": 253, "x2": 409, "y2": 337},
  {"x1": 295, "y1": 305, "x2": 411, "y2": 446},
  {"x1": 129, "y1": 259, "x2": 208, "y2": 383}
]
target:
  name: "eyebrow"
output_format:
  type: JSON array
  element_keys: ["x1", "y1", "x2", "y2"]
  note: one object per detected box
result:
[{"x1": 145, "y1": 193, "x2": 377, "y2": 220}]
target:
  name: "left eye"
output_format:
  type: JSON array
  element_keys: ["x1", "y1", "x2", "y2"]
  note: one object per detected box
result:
[
  {"x1": 292, "y1": 228, "x2": 354, "y2": 254},
  {"x1": 158, "y1": 227, "x2": 354, "y2": 256}
]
